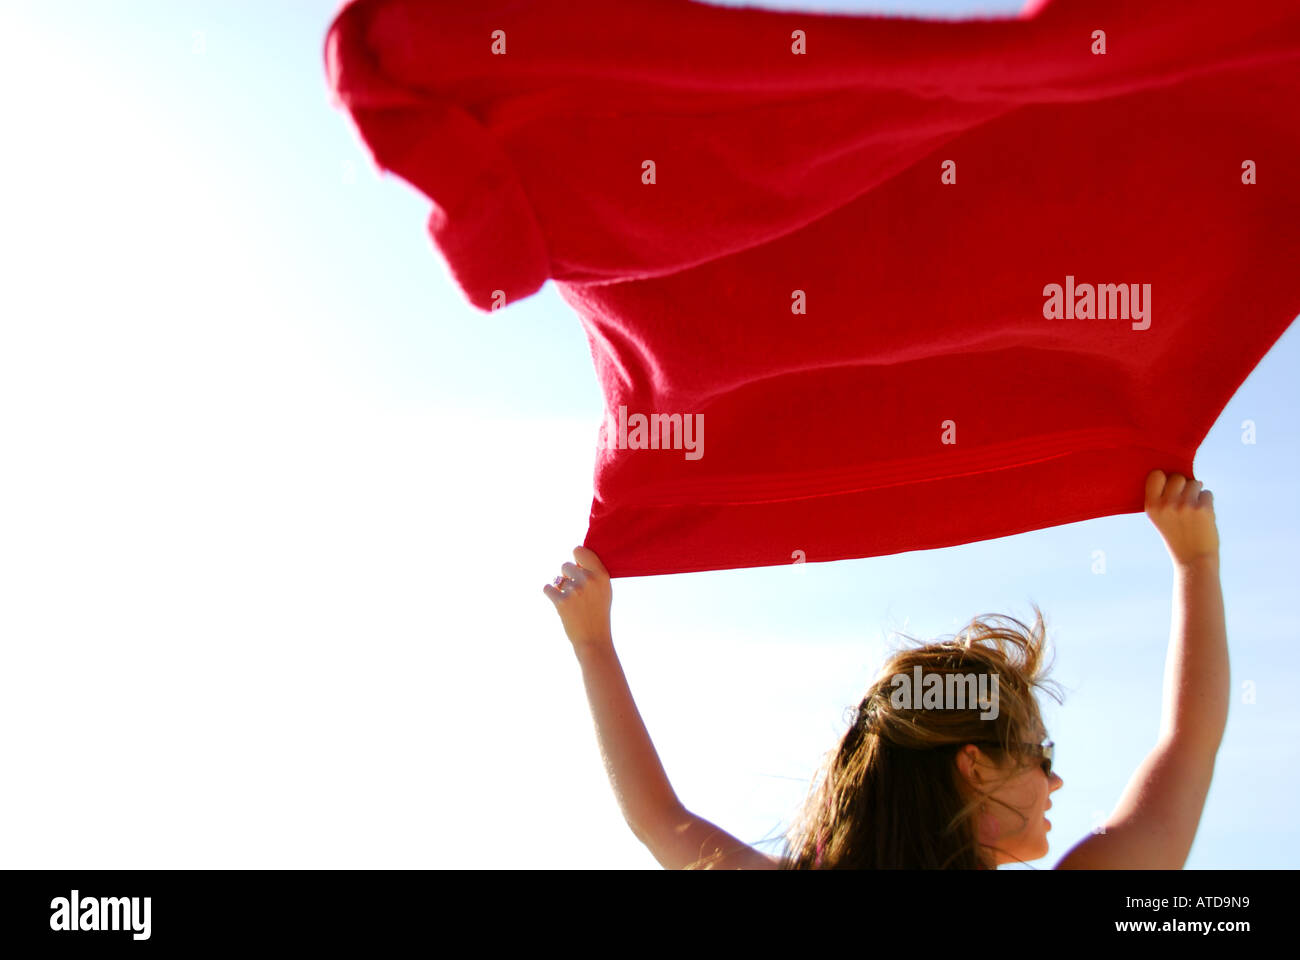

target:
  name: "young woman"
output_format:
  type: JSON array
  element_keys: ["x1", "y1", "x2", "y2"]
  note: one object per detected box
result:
[{"x1": 543, "y1": 469, "x2": 1225, "y2": 868}]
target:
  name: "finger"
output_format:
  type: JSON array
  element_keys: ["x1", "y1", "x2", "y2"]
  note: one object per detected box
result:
[
  {"x1": 1183, "y1": 479, "x2": 1203, "y2": 505},
  {"x1": 560, "y1": 562, "x2": 588, "y2": 583},
  {"x1": 1164, "y1": 473, "x2": 1187, "y2": 502},
  {"x1": 1199, "y1": 489, "x2": 1214, "y2": 510},
  {"x1": 573, "y1": 545, "x2": 610, "y2": 578},
  {"x1": 1145, "y1": 469, "x2": 1167, "y2": 503},
  {"x1": 543, "y1": 583, "x2": 566, "y2": 604}
]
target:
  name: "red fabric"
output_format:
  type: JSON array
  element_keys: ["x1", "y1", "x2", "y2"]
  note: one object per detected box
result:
[{"x1": 324, "y1": 0, "x2": 1300, "y2": 578}]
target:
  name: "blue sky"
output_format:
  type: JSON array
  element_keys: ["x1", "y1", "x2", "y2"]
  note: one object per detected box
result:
[{"x1": 0, "y1": 0, "x2": 1295, "y2": 869}]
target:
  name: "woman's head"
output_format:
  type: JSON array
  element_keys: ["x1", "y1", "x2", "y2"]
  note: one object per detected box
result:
[
  {"x1": 955, "y1": 714, "x2": 1061, "y2": 866},
  {"x1": 781, "y1": 604, "x2": 1063, "y2": 869}
]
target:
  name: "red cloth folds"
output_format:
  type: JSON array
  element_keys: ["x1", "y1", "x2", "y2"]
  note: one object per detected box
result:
[{"x1": 324, "y1": 0, "x2": 1300, "y2": 577}]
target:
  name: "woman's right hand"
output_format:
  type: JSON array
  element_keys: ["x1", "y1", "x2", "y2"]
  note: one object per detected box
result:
[{"x1": 1144, "y1": 469, "x2": 1219, "y2": 565}]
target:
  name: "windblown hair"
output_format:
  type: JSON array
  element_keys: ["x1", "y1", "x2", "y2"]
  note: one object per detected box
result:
[{"x1": 775, "y1": 604, "x2": 1061, "y2": 869}]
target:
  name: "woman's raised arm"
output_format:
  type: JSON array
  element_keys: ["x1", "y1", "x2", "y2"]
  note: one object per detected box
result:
[
  {"x1": 546, "y1": 546, "x2": 771, "y2": 867},
  {"x1": 1056, "y1": 470, "x2": 1227, "y2": 869}
]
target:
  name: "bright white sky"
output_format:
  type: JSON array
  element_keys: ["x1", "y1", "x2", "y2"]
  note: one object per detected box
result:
[{"x1": 0, "y1": 0, "x2": 1296, "y2": 869}]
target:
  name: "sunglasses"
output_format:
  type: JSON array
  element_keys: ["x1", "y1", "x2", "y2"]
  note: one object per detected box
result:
[{"x1": 973, "y1": 738, "x2": 1054, "y2": 777}]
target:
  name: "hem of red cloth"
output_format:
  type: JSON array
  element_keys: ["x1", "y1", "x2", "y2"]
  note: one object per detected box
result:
[
  {"x1": 584, "y1": 440, "x2": 1190, "y2": 578},
  {"x1": 598, "y1": 424, "x2": 1162, "y2": 507}
]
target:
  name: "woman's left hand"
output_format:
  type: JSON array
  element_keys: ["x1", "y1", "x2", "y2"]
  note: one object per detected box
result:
[{"x1": 543, "y1": 546, "x2": 614, "y2": 652}]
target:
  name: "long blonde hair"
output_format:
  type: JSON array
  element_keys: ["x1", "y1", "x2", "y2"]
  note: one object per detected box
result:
[{"x1": 777, "y1": 604, "x2": 1061, "y2": 869}]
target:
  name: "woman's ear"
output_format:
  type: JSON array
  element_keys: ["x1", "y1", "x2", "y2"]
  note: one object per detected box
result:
[
  {"x1": 956, "y1": 738, "x2": 993, "y2": 790},
  {"x1": 955, "y1": 743, "x2": 983, "y2": 790}
]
